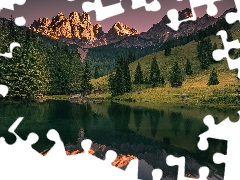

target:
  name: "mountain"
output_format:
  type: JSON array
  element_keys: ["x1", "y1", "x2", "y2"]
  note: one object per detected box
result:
[
  {"x1": 29, "y1": 8, "x2": 235, "y2": 77},
  {"x1": 140, "y1": 8, "x2": 218, "y2": 39},
  {"x1": 30, "y1": 12, "x2": 139, "y2": 47},
  {"x1": 30, "y1": 12, "x2": 104, "y2": 41},
  {"x1": 106, "y1": 21, "x2": 139, "y2": 41},
  {"x1": 30, "y1": 8, "x2": 235, "y2": 50}
]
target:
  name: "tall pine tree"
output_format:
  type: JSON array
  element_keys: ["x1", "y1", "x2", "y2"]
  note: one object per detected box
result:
[
  {"x1": 169, "y1": 62, "x2": 183, "y2": 87},
  {"x1": 149, "y1": 57, "x2": 164, "y2": 87},
  {"x1": 185, "y1": 59, "x2": 193, "y2": 75},
  {"x1": 94, "y1": 66, "x2": 99, "y2": 79},
  {"x1": 122, "y1": 59, "x2": 132, "y2": 93},
  {"x1": 207, "y1": 68, "x2": 219, "y2": 86},
  {"x1": 108, "y1": 56, "x2": 132, "y2": 96},
  {"x1": 164, "y1": 43, "x2": 171, "y2": 56},
  {"x1": 197, "y1": 38, "x2": 213, "y2": 69},
  {"x1": 80, "y1": 62, "x2": 93, "y2": 96},
  {"x1": 134, "y1": 62, "x2": 144, "y2": 84}
]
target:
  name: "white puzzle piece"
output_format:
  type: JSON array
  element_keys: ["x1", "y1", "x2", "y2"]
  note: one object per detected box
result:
[
  {"x1": 198, "y1": 112, "x2": 240, "y2": 180},
  {"x1": 1, "y1": 0, "x2": 240, "y2": 180},
  {"x1": 166, "y1": 155, "x2": 209, "y2": 180},
  {"x1": 212, "y1": 30, "x2": 240, "y2": 78},
  {"x1": 81, "y1": 0, "x2": 125, "y2": 21}
]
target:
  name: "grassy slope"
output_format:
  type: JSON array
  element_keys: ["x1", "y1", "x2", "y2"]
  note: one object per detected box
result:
[{"x1": 91, "y1": 23, "x2": 240, "y2": 107}]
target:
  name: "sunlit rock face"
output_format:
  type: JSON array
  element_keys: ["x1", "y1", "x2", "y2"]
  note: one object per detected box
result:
[
  {"x1": 106, "y1": 21, "x2": 139, "y2": 40},
  {"x1": 41, "y1": 147, "x2": 137, "y2": 169},
  {"x1": 30, "y1": 12, "x2": 105, "y2": 41}
]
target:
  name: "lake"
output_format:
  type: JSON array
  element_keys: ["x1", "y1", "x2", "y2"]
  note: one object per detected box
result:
[{"x1": 0, "y1": 100, "x2": 239, "y2": 179}]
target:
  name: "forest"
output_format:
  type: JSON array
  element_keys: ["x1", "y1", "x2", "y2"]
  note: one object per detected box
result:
[{"x1": 0, "y1": 17, "x2": 92, "y2": 98}]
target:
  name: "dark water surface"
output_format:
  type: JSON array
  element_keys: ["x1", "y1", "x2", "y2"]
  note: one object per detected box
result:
[{"x1": 0, "y1": 100, "x2": 239, "y2": 179}]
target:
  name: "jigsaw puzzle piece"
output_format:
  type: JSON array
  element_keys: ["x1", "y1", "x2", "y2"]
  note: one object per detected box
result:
[
  {"x1": 212, "y1": 150, "x2": 239, "y2": 180},
  {"x1": 0, "y1": 85, "x2": 18, "y2": 144},
  {"x1": 0, "y1": 1, "x2": 26, "y2": 26},
  {"x1": 225, "y1": 0, "x2": 240, "y2": 24},
  {"x1": 189, "y1": 0, "x2": 221, "y2": 16},
  {"x1": 65, "y1": 139, "x2": 139, "y2": 180},
  {"x1": 198, "y1": 114, "x2": 240, "y2": 150},
  {"x1": 82, "y1": 0, "x2": 124, "y2": 21},
  {"x1": 4, "y1": 117, "x2": 40, "y2": 156},
  {"x1": 198, "y1": 112, "x2": 240, "y2": 180},
  {"x1": 0, "y1": 85, "x2": 8, "y2": 98},
  {"x1": 212, "y1": 30, "x2": 240, "y2": 78},
  {"x1": 167, "y1": 0, "x2": 221, "y2": 31},
  {"x1": 152, "y1": 169, "x2": 163, "y2": 180},
  {"x1": 166, "y1": 155, "x2": 209, "y2": 180},
  {"x1": 0, "y1": 42, "x2": 21, "y2": 58},
  {"x1": 45, "y1": 129, "x2": 66, "y2": 157},
  {"x1": 131, "y1": 0, "x2": 161, "y2": 12},
  {"x1": 0, "y1": 0, "x2": 26, "y2": 11},
  {"x1": 0, "y1": 118, "x2": 42, "y2": 180}
]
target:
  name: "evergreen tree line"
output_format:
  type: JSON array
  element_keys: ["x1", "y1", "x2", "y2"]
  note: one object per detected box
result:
[
  {"x1": 0, "y1": 17, "x2": 92, "y2": 98},
  {"x1": 197, "y1": 37, "x2": 220, "y2": 69},
  {"x1": 133, "y1": 57, "x2": 184, "y2": 88},
  {"x1": 93, "y1": 51, "x2": 136, "y2": 79},
  {"x1": 86, "y1": 44, "x2": 152, "y2": 78},
  {"x1": 108, "y1": 56, "x2": 131, "y2": 96},
  {"x1": 133, "y1": 57, "x2": 219, "y2": 90},
  {"x1": 88, "y1": 12, "x2": 235, "y2": 78}
]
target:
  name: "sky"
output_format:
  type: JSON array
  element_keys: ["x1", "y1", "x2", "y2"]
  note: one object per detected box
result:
[{"x1": 0, "y1": 0, "x2": 236, "y2": 33}]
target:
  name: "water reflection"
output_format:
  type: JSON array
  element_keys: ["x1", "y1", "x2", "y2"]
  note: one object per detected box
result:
[
  {"x1": 133, "y1": 108, "x2": 143, "y2": 132},
  {"x1": 0, "y1": 100, "x2": 238, "y2": 179}
]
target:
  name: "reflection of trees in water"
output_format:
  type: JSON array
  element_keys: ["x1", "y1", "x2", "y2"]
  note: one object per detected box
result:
[
  {"x1": 81, "y1": 103, "x2": 93, "y2": 135},
  {"x1": 169, "y1": 111, "x2": 183, "y2": 136},
  {"x1": 133, "y1": 108, "x2": 143, "y2": 131},
  {"x1": 149, "y1": 109, "x2": 163, "y2": 137},
  {"x1": 184, "y1": 119, "x2": 193, "y2": 135},
  {"x1": 107, "y1": 102, "x2": 132, "y2": 138}
]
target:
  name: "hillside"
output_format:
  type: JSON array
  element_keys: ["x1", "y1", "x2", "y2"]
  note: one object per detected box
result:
[
  {"x1": 91, "y1": 22, "x2": 240, "y2": 107},
  {"x1": 28, "y1": 8, "x2": 236, "y2": 77}
]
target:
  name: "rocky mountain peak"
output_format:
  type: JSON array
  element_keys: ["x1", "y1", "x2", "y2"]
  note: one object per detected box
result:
[
  {"x1": 69, "y1": 12, "x2": 81, "y2": 25},
  {"x1": 141, "y1": 8, "x2": 218, "y2": 40},
  {"x1": 106, "y1": 21, "x2": 139, "y2": 40},
  {"x1": 30, "y1": 11, "x2": 104, "y2": 41}
]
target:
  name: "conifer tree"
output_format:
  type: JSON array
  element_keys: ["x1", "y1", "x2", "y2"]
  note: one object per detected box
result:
[
  {"x1": 80, "y1": 62, "x2": 93, "y2": 96},
  {"x1": 164, "y1": 43, "x2": 171, "y2": 56},
  {"x1": 108, "y1": 73, "x2": 117, "y2": 97},
  {"x1": 197, "y1": 38, "x2": 212, "y2": 69},
  {"x1": 122, "y1": 59, "x2": 132, "y2": 93},
  {"x1": 144, "y1": 76, "x2": 149, "y2": 84},
  {"x1": 108, "y1": 56, "x2": 132, "y2": 96},
  {"x1": 150, "y1": 57, "x2": 164, "y2": 87},
  {"x1": 169, "y1": 62, "x2": 183, "y2": 87},
  {"x1": 185, "y1": 59, "x2": 193, "y2": 75},
  {"x1": 6, "y1": 15, "x2": 17, "y2": 42},
  {"x1": 207, "y1": 68, "x2": 219, "y2": 86},
  {"x1": 69, "y1": 49, "x2": 83, "y2": 94},
  {"x1": 94, "y1": 66, "x2": 99, "y2": 79},
  {"x1": 127, "y1": 51, "x2": 133, "y2": 64},
  {"x1": 134, "y1": 62, "x2": 144, "y2": 84}
]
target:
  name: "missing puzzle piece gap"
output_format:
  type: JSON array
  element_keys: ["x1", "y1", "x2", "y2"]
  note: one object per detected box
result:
[
  {"x1": 167, "y1": 0, "x2": 222, "y2": 31},
  {"x1": 0, "y1": 85, "x2": 9, "y2": 97},
  {"x1": 0, "y1": 42, "x2": 21, "y2": 58},
  {"x1": 82, "y1": 0, "x2": 125, "y2": 21},
  {"x1": 0, "y1": 0, "x2": 26, "y2": 11},
  {"x1": 225, "y1": 0, "x2": 240, "y2": 24}
]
